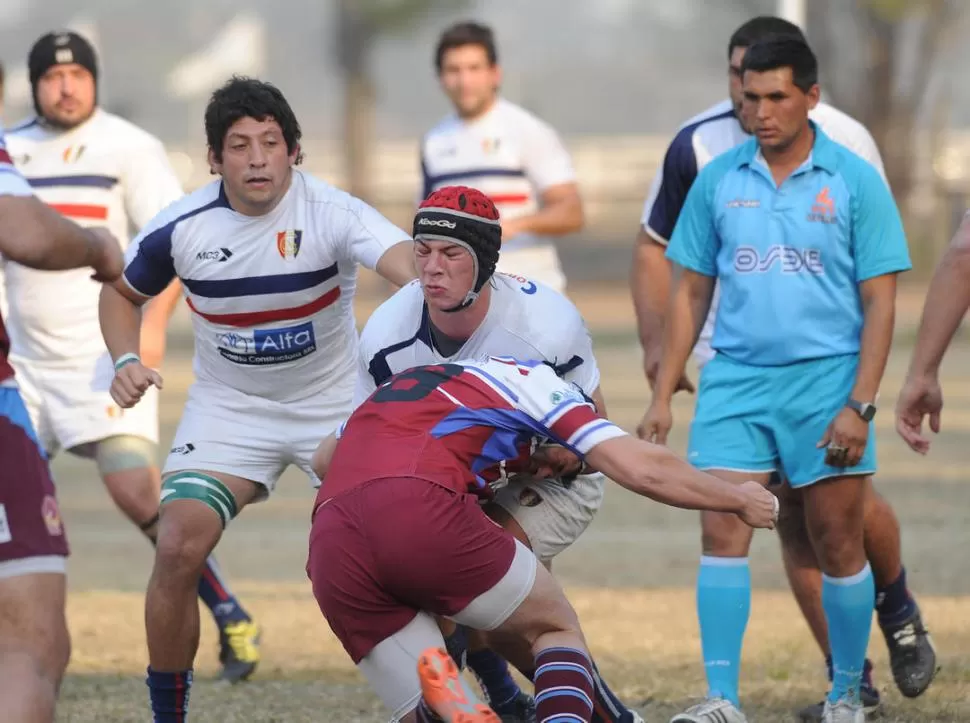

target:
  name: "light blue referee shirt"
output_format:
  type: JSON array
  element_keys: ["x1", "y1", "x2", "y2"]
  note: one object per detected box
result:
[{"x1": 666, "y1": 123, "x2": 911, "y2": 366}]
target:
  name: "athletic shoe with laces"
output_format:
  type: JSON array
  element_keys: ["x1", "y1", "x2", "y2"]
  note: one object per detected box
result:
[
  {"x1": 418, "y1": 647, "x2": 501, "y2": 722},
  {"x1": 670, "y1": 697, "x2": 748, "y2": 723},
  {"x1": 822, "y1": 699, "x2": 865, "y2": 723},
  {"x1": 880, "y1": 604, "x2": 938, "y2": 698},
  {"x1": 796, "y1": 658, "x2": 881, "y2": 722},
  {"x1": 218, "y1": 619, "x2": 261, "y2": 683}
]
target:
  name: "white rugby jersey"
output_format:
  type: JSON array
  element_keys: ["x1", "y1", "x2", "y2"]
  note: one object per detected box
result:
[
  {"x1": 354, "y1": 272, "x2": 600, "y2": 407},
  {"x1": 123, "y1": 170, "x2": 410, "y2": 404},
  {"x1": 640, "y1": 99, "x2": 885, "y2": 366},
  {"x1": 3, "y1": 110, "x2": 184, "y2": 362},
  {"x1": 421, "y1": 99, "x2": 576, "y2": 252}
]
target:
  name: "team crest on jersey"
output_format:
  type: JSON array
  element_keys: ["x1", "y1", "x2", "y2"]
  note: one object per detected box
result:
[
  {"x1": 481, "y1": 137, "x2": 501, "y2": 154},
  {"x1": 42, "y1": 495, "x2": 63, "y2": 537},
  {"x1": 62, "y1": 145, "x2": 86, "y2": 163},
  {"x1": 277, "y1": 230, "x2": 303, "y2": 258},
  {"x1": 518, "y1": 488, "x2": 542, "y2": 507}
]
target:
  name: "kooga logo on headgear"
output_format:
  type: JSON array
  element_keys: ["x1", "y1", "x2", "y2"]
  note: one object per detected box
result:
[{"x1": 418, "y1": 218, "x2": 457, "y2": 229}]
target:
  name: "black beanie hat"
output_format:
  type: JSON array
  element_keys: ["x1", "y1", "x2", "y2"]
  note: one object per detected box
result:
[
  {"x1": 414, "y1": 186, "x2": 502, "y2": 312},
  {"x1": 28, "y1": 31, "x2": 99, "y2": 113}
]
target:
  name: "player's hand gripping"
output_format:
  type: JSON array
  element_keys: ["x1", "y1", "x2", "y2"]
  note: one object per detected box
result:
[
  {"x1": 529, "y1": 444, "x2": 584, "y2": 480},
  {"x1": 895, "y1": 374, "x2": 943, "y2": 455},
  {"x1": 736, "y1": 480, "x2": 779, "y2": 530},
  {"x1": 110, "y1": 355, "x2": 164, "y2": 409},
  {"x1": 637, "y1": 399, "x2": 673, "y2": 445},
  {"x1": 817, "y1": 406, "x2": 869, "y2": 468},
  {"x1": 86, "y1": 227, "x2": 125, "y2": 282}
]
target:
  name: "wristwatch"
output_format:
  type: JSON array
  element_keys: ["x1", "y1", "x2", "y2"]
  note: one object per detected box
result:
[{"x1": 846, "y1": 398, "x2": 877, "y2": 422}]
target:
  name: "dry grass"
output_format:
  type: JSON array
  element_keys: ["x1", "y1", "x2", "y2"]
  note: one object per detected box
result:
[{"x1": 56, "y1": 585, "x2": 969, "y2": 722}]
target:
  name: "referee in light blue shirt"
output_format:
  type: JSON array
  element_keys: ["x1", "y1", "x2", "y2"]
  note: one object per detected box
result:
[{"x1": 642, "y1": 36, "x2": 911, "y2": 723}]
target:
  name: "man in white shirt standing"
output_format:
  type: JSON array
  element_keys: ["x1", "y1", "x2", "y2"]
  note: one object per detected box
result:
[
  {"x1": 99, "y1": 76, "x2": 416, "y2": 722},
  {"x1": 4, "y1": 31, "x2": 262, "y2": 684},
  {"x1": 630, "y1": 17, "x2": 936, "y2": 723},
  {"x1": 421, "y1": 21, "x2": 584, "y2": 293}
]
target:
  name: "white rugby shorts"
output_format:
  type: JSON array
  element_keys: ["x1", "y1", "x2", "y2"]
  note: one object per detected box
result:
[
  {"x1": 492, "y1": 471, "x2": 606, "y2": 563},
  {"x1": 163, "y1": 381, "x2": 349, "y2": 495},
  {"x1": 495, "y1": 245, "x2": 567, "y2": 294},
  {"x1": 11, "y1": 353, "x2": 159, "y2": 456}
]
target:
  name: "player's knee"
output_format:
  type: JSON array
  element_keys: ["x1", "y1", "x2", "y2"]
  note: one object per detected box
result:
[
  {"x1": 154, "y1": 479, "x2": 231, "y2": 580},
  {"x1": 95, "y1": 435, "x2": 157, "y2": 477},
  {"x1": 807, "y1": 515, "x2": 864, "y2": 574},
  {"x1": 0, "y1": 583, "x2": 71, "y2": 685},
  {"x1": 153, "y1": 520, "x2": 213, "y2": 582},
  {"x1": 700, "y1": 510, "x2": 752, "y2": 556}
]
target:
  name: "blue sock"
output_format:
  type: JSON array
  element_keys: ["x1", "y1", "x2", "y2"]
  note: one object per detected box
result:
[
  {"x1": 198, "y1": 557, "x2": 250, "y2": 628},
  {"x1": 875, "y1": 567, "x2": 917, "y2": 628},
  {"x1": 466, "y1": 648, "x2": 522, "y2": 710},
  {"x1": 697, "y1": 556, "x2": 750, "y2": 707},
  {"x1": 824, "y1": 563, "x2": 876, "y2": 704},
  {"x1": 444, "y1": 625, "x2": 469, "y2": 670},
  {"x1": 146, "y1": 667, "x2": 192, "y2": 722},
  {"x1": 591, "y1": 659, "x2": 636, "y2": 722}
]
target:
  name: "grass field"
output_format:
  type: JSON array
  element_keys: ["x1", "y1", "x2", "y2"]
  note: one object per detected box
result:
[{"x1": 49, "y1": 298, "x2": 970, "y2": 722}]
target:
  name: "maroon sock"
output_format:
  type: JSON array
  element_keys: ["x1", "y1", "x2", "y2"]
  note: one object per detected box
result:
[{"x1": 534, "y1": 647, "x2": 594, "y2": 722}]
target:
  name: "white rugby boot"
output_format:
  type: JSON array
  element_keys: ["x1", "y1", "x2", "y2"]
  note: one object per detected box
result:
[
  {"x1": 670, "y1": 697, "x2": 748, "y2": 723},
  {"x1": 822, "y1": 699, "x2": 865, "y2": 723}
]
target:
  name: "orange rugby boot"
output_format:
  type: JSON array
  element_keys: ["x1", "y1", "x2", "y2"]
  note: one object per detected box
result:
[{"x1": 417, "y1": 647, "x2": 501, "y2": 722}]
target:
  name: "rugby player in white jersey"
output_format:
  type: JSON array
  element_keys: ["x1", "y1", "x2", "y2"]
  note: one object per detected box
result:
[
  {"x1": 3, "y1": 31, "x2": 261, "y2": 684},
  {"x1": 97, "y1": 76, "x2": 416, "y2": 722},
  {"x1": 327, "y1": 185, "x2": 642, "y2": 723},
  {"x1": 0, "y1": 125, "x2": 123, "y2": 723},
  {"x1": 629, "y1": 16, "x2": 936, "y2": 723},
  {"x1": 420, "y1": 22, "x2": 583, "y2": 293}
]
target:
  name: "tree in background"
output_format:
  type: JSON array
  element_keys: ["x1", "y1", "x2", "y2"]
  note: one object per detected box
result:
[
  {"x1": 807, "y1": 0, "x2": 963, "y2": 264},
  {"x1": 334, "y1": 0, "x2": 469, "y2": 203}
]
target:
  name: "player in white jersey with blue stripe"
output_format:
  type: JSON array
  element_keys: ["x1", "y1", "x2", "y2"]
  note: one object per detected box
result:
[
  {"x1": 344, "y1": 186, "x2": 645, "y2": 723},
  {"x1": 631, "y1": 17, "x2": 936, "y2": 723},
  {"x1": 420, "y1": 22, "x2": 584, "y2": 293},
  {"x1": 4, "y1": 31, "x2": 263, "y2": 684},
  {"x1": 97, "y1": 77, "x2": 416, "y2": 723}
]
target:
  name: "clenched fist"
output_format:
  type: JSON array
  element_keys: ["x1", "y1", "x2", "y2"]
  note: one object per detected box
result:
[
  {"x1": 736, "y1": 480, "x2": 779, "y2": 530},
  {"x1": 111, "y1": 359, "x2": 164, "y2": 408}
]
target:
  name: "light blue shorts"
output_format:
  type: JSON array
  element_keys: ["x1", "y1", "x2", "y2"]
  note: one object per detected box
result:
[{"x1": 687, "y1": 353, "x2": 876, "y2": 487}]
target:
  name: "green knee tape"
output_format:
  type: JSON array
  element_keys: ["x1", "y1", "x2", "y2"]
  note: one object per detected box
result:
[{"x1": 161, "y1": 472, "x2": 239, "y2": 528}]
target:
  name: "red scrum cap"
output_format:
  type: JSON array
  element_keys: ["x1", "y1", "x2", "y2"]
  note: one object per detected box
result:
[{"x1": 413, "y1": 186, "x2": 502, "y2": 311}]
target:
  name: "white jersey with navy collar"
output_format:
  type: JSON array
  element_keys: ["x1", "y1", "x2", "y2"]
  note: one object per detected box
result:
[
  {"x1": 353, "y1": 272, "x2": 601, "y2": 408},
  {"x1": 640, "y1": 99, "x2": 886, "y2": 366},
  {"x1": 4, "y1": 110, "x2": 184, "y2": 362},
  {"x1": 420, "y1": 99, "x2": 576, "y2": 252},
  {"x1": 122, "y1": 170, "x2": 410, "y2": 404}
]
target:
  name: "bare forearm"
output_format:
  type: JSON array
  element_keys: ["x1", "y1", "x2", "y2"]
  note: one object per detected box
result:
[
  {"x1": 514, "y1": 199, "x2": 583, "y2": 236},
  {"x1": 100, "y1": 283, "x2": 144, "y2": 360},
  {"x1": 655, "y1": 272, "x2": 711, "y2": 400},
  {"x1": 590, "y1": 441, "x2": 744, "y2": 513},
  {"x1": 0, "y1": 196, "x2": 101, "y2": 270},
  {"x1": 630, "y1": 234, "x2": 671, "y2": 349},
  {"x1": 374, "y1": 241, "x2": 417, "y2": 288},
  {"x1": 908, "y1": 246, "x2": 970, "y2": 378},
  {"x1": 852, "y1": 284, "x2": 897, "y2": 401}
]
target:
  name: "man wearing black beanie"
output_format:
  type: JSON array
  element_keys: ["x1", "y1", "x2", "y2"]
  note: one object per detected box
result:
[{"x1": 6, "y1": 31, "x2": 263, "y2": 684}]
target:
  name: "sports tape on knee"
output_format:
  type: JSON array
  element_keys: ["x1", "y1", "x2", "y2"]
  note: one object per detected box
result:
[
  {"x1": 95, "y1": 435, "x2": 158, "y2": 475},
  {"x1": 161, "y1": 472, "x2": 238, "y2": 528}
]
